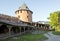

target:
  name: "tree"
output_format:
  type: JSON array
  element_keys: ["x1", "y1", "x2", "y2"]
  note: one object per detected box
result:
[{"x1": 49, "y1": 11, "x2": 60, "y2": 31}]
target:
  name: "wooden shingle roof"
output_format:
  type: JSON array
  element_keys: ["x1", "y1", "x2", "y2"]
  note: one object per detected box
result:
[{"x1": 0, "y1": 14, "x2": 28, "y2": 26}]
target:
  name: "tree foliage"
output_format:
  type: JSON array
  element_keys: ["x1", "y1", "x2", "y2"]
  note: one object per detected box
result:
[{"x1": 49, "y1": 11, "x2": 60, "y2": 31}]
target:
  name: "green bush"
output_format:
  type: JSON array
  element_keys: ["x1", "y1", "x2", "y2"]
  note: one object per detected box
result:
[{"x1": 53, "y1": 31, "x2": 60, "y2": 35}]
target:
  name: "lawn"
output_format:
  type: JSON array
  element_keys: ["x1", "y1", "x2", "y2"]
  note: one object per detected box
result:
[
  {"x1": 53, "y1": 31, "x2": 60, "y2": 35},
  {"x1": 3, "y1": 33, "x2": 48, "y2": 41}
]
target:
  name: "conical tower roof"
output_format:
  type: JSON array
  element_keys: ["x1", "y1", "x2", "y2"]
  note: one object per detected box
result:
[
  {"x1": 19, "y1": 3, "x2": 29, "y2": 10},
  {"x1": 15, "y1": 3, "x2": 33, "y2": 14}
]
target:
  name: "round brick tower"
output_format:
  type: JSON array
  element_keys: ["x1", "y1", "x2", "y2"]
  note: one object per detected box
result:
[{"x1": 15, "y1": 3, "x2": 33, "y2": 22}]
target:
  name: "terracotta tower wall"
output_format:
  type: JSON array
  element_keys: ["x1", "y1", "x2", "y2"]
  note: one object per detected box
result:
[{"x1": 15, "y1": 3, "x2": 33, "y2": 22}]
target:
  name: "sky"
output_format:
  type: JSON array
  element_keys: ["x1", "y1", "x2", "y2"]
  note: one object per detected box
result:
[{"x1": 0, "y1": 0, "x2": 60, "y2": 22}]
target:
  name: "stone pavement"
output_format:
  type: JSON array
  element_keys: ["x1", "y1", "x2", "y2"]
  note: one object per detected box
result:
[{"x1": 44, "y1": 31, "x2": 60, "y2": 41}]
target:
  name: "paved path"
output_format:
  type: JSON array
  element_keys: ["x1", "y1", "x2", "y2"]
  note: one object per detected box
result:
[{"x1": 44, "y1": 31, "x2": 60, "y2": 41}]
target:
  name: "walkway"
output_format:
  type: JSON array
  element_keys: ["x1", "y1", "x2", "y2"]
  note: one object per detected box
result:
[{"x1": 44, "y1": 31, "x2": 60, "y2": 41}]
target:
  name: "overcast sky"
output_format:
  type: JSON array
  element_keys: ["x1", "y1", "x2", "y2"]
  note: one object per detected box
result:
[{"x1": 0, "y1": 0, "x2": 60, "y2": 22}]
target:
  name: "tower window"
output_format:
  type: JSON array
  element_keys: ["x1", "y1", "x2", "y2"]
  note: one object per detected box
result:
[
  {"x1": 18, "y1": 15, "x2": 20, "y2": 18},
  {"x1": 20, "y1": 10, "x2": 22, "y2": 13},
  {"x1": 27, "y1": 16, "x2": 28, "y2": 18}
]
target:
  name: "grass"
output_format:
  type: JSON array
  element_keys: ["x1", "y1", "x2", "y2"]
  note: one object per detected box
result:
[
  {"x1": 53, "y1": 31, "x2": 60, "y2": 35},
  {"x1": 3, "y1": 33, "x2": 48, "y2": 41}
]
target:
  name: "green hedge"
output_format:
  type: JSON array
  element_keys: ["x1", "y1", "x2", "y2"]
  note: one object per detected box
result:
[{"x1": 53, "y1": 31, "x2": 60, "y2": 35}]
